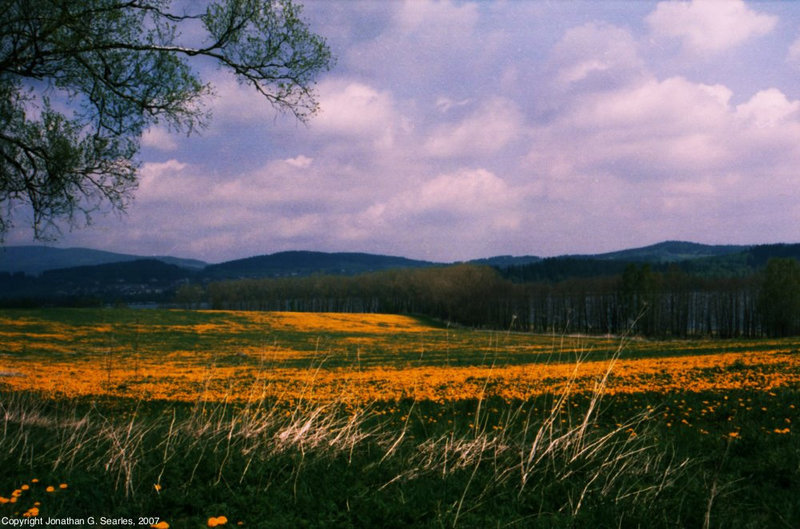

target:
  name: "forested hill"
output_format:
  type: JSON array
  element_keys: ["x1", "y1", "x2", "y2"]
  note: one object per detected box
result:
[
  {"x1": 590, "y1": 241, "x2": 749, "y2": 262},
  {"x1": 0, "y1": 240, "x2": 771, "y2": 279},
  {"x1": 4, "y1": 242, "x2": 800, "y2": 321},
  {"x1": 0, "y1": 246, "x2": 206, "y2": 275},
  {"x1": 499, "y1": 243, "x2": 800, "y2": 282},
  {"x1": 201, "y1": 251, "x2": 437, "y2": 279}
]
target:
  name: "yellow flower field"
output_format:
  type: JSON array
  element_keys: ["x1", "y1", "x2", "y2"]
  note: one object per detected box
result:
[{"x1": 1, "y1": 309, "x2": 799, "y2": 405}]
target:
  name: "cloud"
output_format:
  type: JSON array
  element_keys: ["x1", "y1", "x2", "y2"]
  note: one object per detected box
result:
[
  {"x1": 204, "y1": 73, "x2": 282, "y2": 125},
  {"x1": 141, "y1": 127, "x2": 178, "y2": 151},
  {"x1": 361, "y1": 168, "x2": 522, "y2": 233},
  {"x1": 550, "y1": 22, "x2": 643, "y2": 88},
  {"x1": 343, "y1": 0, "x2": 499, "y2": 99},
  {"x1": 284, "y1": 155, "x2": 313, "y2": 169},
  {"x1": 338, "y1": 168, "x2": 525, "y2": 260},
  {"x1": 12, "y1": 1, "x2": 800, "y2": 263},
  {"x1": 736, "y1": 88, "x2": 800, "y2": 128},
  {"x1": 788, "y1": 31, "x2": 800, "y2": 66},
  {"x1": 647, "y1": 0, "x2": 777, "y2": 55},
  {"x1": 521, "y1": 76, "x2": 800, "y2": 248},
  {"x1": 136, "y1": 160, "x2": 190, "y2": 200},
  {"x1": 565, "y1": 77, "x2": 732, "y2": 137},
  {"x1": 425, "y1": 98, "x2": 524, "y2": 158},
  {"x1": 436, "y1": 97, "x2": 472, "y2": 113},
  {"x1": 313, "y1": 79, "x2": 407, "y2": 149}
]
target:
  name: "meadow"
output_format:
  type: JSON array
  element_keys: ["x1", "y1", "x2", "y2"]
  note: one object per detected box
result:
[{"x1": 0, "y1": 308, "x2": 798, "y2": 528}]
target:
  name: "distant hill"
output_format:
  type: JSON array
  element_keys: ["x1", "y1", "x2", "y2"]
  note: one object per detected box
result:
[
  {"x1": 469, "y1": 255, "x2": 542, "y2": 267},
  {"x1": 4, "y1": 241, "x2": 800, "y2": 306},
  {"x1": 498, "y1": 242, "x2": 800, "y2": 282},
  {"x1": 674, "y1": 243, "x2": 800, "y2": 277},
  {"x1": 202, "y1": 251, "x2": 437, "y2": 279},
  {"x1": 584, "y1": 241, "x2": 750, "y2": 262},
  {"x1": 0, "y1": 246, "x2": 207, "y2": 275},
  {"x1": 0, "y1": 259, "x2": 196, "y2": 304}
]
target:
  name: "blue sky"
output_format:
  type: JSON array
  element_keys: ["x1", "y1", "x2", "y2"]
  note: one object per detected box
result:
[{"x1": 8, "y1": 0, "x2": 800, "y2": 263}]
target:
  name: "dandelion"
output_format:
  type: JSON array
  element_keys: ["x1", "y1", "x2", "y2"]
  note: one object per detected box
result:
[
  {"x1": 208, "y1": 516, "x2": 229, "y2": 527},
  {"x1": 21, "y1": 485, "x2": 29, "y2": 491},
  {"x1": 151, "y1": 522, "x2": 169, "y2": 529},
  {"x1": 59, "y1": 483, "x2": 68, "y2": 489},
  {"x1": 728, "y1": 431, "x2": 740, "y2": 439},
  {"x1": 31, "y1": 479, "x2": 38, "y2": 484},
  {"x1": 46, "y1": 486, "x2": 55, "y2": 493},
  {"x1": 0, "y1": 497, "x2": 9, "y2": 504},
  {"x1": 153, "y1": 484, "x2": 162, "y2": 492}
]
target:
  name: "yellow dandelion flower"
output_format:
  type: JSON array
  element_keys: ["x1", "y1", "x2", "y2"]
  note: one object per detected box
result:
[
  {"x1": 0, "y1": 497, "x2": 9, "y2": 504},
  {"x1": 46, "y1": 486, "x2": 55, "y2": 493},
  {"x1": 11, "y1": 489, "x2": 22, "y2": 497},
  {"x1": 150, "y1": 522, "x2": 169, "y2": 529},
  {"x1": 31, "y1": 479, "x2": 38, "y2": 483},
  {"x1": 21, "y1": 484, "x2": 30, "y2": 491},
  {"x1": 208, "y1": 516, "x2": 228, "y2": 527},
  {"x1": 59, "y1": 483, "x2": 68, "y2": 489},
  {"x1": 728, "y1": 431, "x2": 740, "y2": 439},
  {"x1": 153, "y1": 484, "x2": 162, "y2": 492}
]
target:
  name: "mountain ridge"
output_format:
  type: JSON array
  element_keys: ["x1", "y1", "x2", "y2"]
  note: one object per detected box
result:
[
  {"x1": 202, "y1": 250, "x2": 437, "y2": 279},
  {"x1": 3, "y1": 241, "x2": 800, "y2": 305},
  {"x1": 1, "y1": 240, "x2": 769, "y2": 277},
  {"x1": 0, "y1": 245, "x2": 206, "y2": 275}
]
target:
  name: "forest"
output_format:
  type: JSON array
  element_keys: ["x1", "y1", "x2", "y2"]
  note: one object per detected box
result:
[{"x1": 202, "y1": 256, "x2": 800, "y2": 339}]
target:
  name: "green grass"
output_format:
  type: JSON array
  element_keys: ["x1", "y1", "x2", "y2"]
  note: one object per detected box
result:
[
  {"x1": 1, "y1": 390, "x2": 798, "y2": 528},
  {"x1": 0, "y1": 308, "x2": 799, "y2": 527}
]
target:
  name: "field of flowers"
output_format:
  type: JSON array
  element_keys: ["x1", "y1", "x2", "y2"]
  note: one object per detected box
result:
[
  {"x1": 2, "y1": 308, "x2": 800, "y2": 405},
  {"x1": 1, "y1": 308, "x2": 799, "y2": 528}
]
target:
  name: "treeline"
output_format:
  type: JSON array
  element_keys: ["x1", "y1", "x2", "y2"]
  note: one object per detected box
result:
[{"x1": 199, "y1": 257, "x2": 800, "y2": 338}]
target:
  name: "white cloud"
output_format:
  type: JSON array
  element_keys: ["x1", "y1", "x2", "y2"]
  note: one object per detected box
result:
[
  {"x1": 736, "y1": 88, "x2": 800, "y2": 128},
  {"x1": 313, "y1": 80, "x2": 406, "y2": 149},
  {"x1": 569, "y1": 77, "x2": 732, "y2": 135},
  {"x1": 647, "y1": 0, "x2": 777, "y2": 55},
  {"x1": 551, "y1": 23, "x2": 643, "y2": 87},
  {"x1": 15, "y1": 2, "x2": 800, "y2": 263},
  {"x1": 344, "y1": 0, "x2": 499, "y2": 99},
  {"x1": 205, "y1": 75, "x2": 273, "y2": 123},
  {"x1": 436, "y1": 97, "x2": 472, "y2": 113},
  {"x1": 364, "y1": 168, "x2": 522, "y2": 232},
  {"x1": 284, "y1": 155, "x2": 313, "y2": 169},
  {"x1": 788, "y1": 29, "x2": 800, "y2": 68},
  {"x1": 425, "y1": 98, "x2": 524, "y2": 158},
  {"x1": 141, "y1": 127, "x2": 178, "y2": 151},
  {"x1": 136, "y1": 160, "x2": 190, "y2": 200}
]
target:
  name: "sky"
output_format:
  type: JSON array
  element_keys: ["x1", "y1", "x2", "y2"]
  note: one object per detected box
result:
[{"x1": 7, "y1": 0, "x2": 800, "y2": 263}]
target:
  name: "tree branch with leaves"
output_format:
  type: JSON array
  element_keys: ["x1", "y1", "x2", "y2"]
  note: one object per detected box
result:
[{"x1": 0, "y1": 0, "x2": 333, "y2": 239}]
